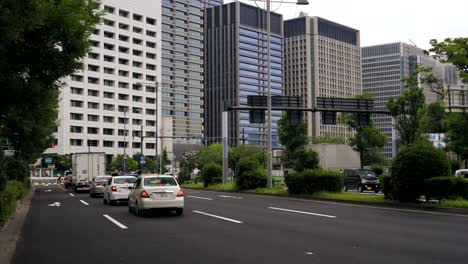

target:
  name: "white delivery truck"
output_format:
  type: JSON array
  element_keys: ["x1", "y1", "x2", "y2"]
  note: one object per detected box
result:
[{"x1": 72, "y1": 152, "x2": 106, "y2": 192}]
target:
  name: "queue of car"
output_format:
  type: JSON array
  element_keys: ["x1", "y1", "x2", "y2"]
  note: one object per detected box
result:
[{"x1": 63, "y1": 173, "x2": 185, "y2": 216}]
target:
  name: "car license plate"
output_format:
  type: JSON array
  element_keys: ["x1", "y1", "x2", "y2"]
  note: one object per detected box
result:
[
  {"x1": 367, "y1": 187, "x2": 372, "y2": 190},
  {"x1": 154, "y1": 193, "x2": 168, "y2": 199}
]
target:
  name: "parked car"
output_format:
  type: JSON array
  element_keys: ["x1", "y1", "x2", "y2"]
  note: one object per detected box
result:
[
  {"x1": 343, "y1": 169, "x2": 380, "y2": 193},
  {"x1": 64, "y1": 175, "x2": 74, "y2": 188},
  {"x1": 89, "y1": 175, "x2": 112, "y2": 198},
  {"x1": 455, "y1": 169, "x2": 468, "y2": 178},
  {"x1": 128, "y1": 175, "x2": 184, "y2": 216},
  {"x1": 103, "y1": 176, "x2": 137, "y2": 205}
]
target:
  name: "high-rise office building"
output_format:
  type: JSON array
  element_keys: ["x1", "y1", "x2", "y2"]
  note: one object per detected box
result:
[
  {"x1": 362, "y1": 42, "x2": 459, "y2": 158},
  {"x1": 204, "y1": 2, "x2": 284, "y2": 147},
  {"x1": 160, "y1": 0, "x2": 222, "y2": 150},
  {"x1": 45, "y1": 0, "x2": 161, "y2": 164},
  {"x1": 284, "y1": 16, "x2": 362, "y2": 139}
]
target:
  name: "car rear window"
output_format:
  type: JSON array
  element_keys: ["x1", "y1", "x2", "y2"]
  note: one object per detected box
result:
[
  {"x1": 144, "y1": 177, "x2": 177, "y2": 187},
  {"x1": 96, "y1": 176, "x2": 111, "y2": 182},
  {"x1": 114, "y1": 177, "x2": 136, "y2": 184}
]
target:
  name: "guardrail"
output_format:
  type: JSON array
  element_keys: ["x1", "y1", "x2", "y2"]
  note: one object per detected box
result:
[{"x1": 30, "y1": 177, "x2": 59, "y2": 185}]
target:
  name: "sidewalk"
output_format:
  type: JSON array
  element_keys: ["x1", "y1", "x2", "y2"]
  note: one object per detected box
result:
[{"x1": 0, "y1": 188, "x2": 34, "y2": 264}]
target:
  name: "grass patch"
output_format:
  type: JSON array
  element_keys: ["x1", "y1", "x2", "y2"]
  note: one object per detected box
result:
[
  {"x1": 247, "y1": 186, "x2": 288, "y2": 195},
  {"x1": 438, "y1": 198, "x2": 468, "y2": 209},
  {"x1": 180, "y1": 183, "x2": 204, "y2": 189},
  {"x1": 311, "y1": 192, "x2": 386, "y2": 203}
]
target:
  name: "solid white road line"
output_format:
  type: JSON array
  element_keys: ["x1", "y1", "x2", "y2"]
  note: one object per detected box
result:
[
  {"x1": 219, "y1": 195, "x2": 243, "y2": 199},
  {"x1": 103, "y1": 214, "x2": 128, "y2": 229},
  {"x1": 193, "y1": 210, "x2": 243, "y2": 224},
  {"x1": 268, "y1": 207, "x2": 336, "y2": 218},
  {"x1": 80, "y1": 200, "x2": 89, "y2": 206},
  {"x1": 69, "y1": 193, "x2": 75, "y2": 197},
  {"x1": 187, "y1": 195, "x2": 213, "y2": 200}
]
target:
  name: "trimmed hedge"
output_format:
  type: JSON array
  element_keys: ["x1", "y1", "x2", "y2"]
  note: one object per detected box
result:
[
  {"x1": 285, "y1": 168, "x2": 342, "y2": 195},
  {"x1": 379, "y1": 174, "x2": 393, "y2": 199},
  {"x1": 0, "y1": 181, "x2": 29, "y2": 223},
  {"x1": 424, "y1": 177, "x2": 468, "y2": 200}
]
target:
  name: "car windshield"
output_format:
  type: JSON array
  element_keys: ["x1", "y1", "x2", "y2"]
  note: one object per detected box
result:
[
  {"x1": 114, "y1": 177, "x2": 136, "y2": 184},
  {"x1": 144, "y1": 177, "x2": 177, "y2": 187},
  {"x1": 95, "y1": 176, "x2": 111, "y2": 182},
  {"x1": 362, "y1": 175, "x2": 377, "y2": 180},
  {"x1": 358, "y1": 170, "x2": 376, "y2": 177}
]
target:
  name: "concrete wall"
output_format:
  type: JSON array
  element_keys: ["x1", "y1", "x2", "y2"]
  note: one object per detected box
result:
[{"x1": 310, "y1": 144, "x2": 360, "y2": 170}]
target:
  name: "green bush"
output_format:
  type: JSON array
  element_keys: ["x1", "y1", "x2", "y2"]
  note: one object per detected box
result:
[
  {"x1": 390, "y1": 141, "x2": 450, "y2": 202},
  {"x1": 370, "y1": 164, "x2": 384, "y2": 176},
  {"x1": 0, "y1": 181, "x2": 29, "y2": 223},
  {"x1": 424, "y1": 177, "x2": 454, "y2": 200},
  {"x1": 201, "y1": 162, "x2": 222, "y2": 188},
  {"x1": 424, "y1": 177, "x2": 468, "y2": 200},
  {"x1": 4, "y1": 157, "x2": 30, "y2": 182},
  {"x1": 379, "y1": 174, "x2": 393, "y2": 199},
  {"x1": 285, "y1": 168, "x2": 342, "y2": 195},
  {"x1": 236, "y1": 158, "x2": 266, "y2": 190},
  {"x1": 177, "y1": 165, "x2": 191, "y2": 184},
  {"x1": 449, "y1": 158, "x2": 461, "y2": 175},
  {"x1": 292, "y1": 148, "x2": 320, "y2": 172}
]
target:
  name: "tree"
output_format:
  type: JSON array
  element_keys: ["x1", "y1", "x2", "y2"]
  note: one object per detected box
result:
[
  {"x1": 235, "y1": 158, "x2": 267, "y2": 190},
  {"x1": 196, "y1": 144, "x2": 222, "y2": 169},
  {"x1": 0, "y1": 0, "x2": 101, "y2": 162},
  {"x1": 229, "y1": 144, "x2": 265, "y2": 179},
  {"x1": 340, "y1": 94, "x2": 387, "y2": 168},
  {"x1": 110, "y1": 154, "x2": 138, "y2": 172},
  {"x1": 178, "y1": 161, "x2": 192, "y2": 184},
  {"x1": 445, "y1": 113, "x2": 468, "y2": 168},
  {"x1": 420, "y1": 102, "x2": 446, "y2": 133},
  {"x1": 201, "y1": 162, "x2": 222, "y2": 187},
  {"x1": 158, "y1": 148, "x2": 170, "y2": 174},
  {"x1": 278, "y1": 114, "x2": 318, "y2": 171},
  {"x1": 386, "y1": 68, "x2": 426, "y2": 145},
  {"x1": 429, "y1": 38, "x2": 468, "y2": 83}
]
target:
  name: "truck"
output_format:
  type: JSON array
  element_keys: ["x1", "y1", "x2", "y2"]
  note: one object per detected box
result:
[{"x1": 71, "y1": 152, "x2": 106, "y2": 192}]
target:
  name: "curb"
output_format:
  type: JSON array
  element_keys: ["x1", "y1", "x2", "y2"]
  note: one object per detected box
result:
[
  {"x1": 0, "y1": 188, "x2": 34, "y2": 264},
  {"x1": 183, "y1": 187, "x2": 468, "y2": 216}
]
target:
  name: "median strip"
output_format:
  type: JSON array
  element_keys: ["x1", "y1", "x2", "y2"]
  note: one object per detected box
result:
[
  {"x1": 187, "y1": 195, "x2": 213, "y2": 200},
  {"x1": 80, "y1": 200, "x2": 89, "y2": 206},
  {"x1": 193, "y1": 210, "x2": 243, "y2": 224},
  {"x1": 103, "y1": 214, "x2": 128, "y2": 229},
  {"x1": 268, "y1": 207, "x2": 336, "y2": 218}
]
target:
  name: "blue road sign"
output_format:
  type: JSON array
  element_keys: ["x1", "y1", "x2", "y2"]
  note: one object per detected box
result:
[
  {"x1": 45, "y1": 157, "x2": 53, "y2": 164},
  {"x1": 140, "y1": 155, "x2": 145, "y2": 164}
]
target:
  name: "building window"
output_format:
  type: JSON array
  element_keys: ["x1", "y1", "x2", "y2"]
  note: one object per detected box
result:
[
  {"x1": 133, "y1": 13, "x2": 143, "y2": 21},
  {"x1": 103, "y1": 116, "x2": 115, "y2": 123},
  {"x1": 103, "y1": 128, "x2": 114, "y2": 135},
  {"x1": 119, "y1": 9, "x2": 129, "y2": 18},
  {"x1": 87, "y1": 140, "x2": 98, "y2": 147},
  {"x1": 70, "y1": 139, "x2": 82, "y2": 146},
  {"x1": 70, "y1": 87, "x2": 83, "y2": 95},
  {"x1": 70, "y1": 100, "x2": 83, "y2": 107},
  {"x1": 70, "y1": 113, "x2": 83, "y2": 120},
  {"x1": 87, "y1": 127, "x2": 99, "y2": 134},
  {"x1": 88, "y1": 102, "x2": 99, "y2": 109},
  {"x1": 70, "y1": 126, "x2": 83, "y2": 133},
  {"x1": 88, "y1": 115, "x2": 99, "y2": 122},
  {"x1": 103, "y1": 141, "x2": 114, "y2": 147}
]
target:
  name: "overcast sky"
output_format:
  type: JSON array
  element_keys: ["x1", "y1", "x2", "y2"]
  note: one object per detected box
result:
[{"x1": 228, "y1": 0, "x2": 466, "y2": 50}]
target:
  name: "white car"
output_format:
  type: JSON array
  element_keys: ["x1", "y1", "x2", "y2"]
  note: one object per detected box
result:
[
  {"x1": 103, "y1": 176, "x2": 137, "y2": 205},
  {"x1": 128, "y1": 175, "x2": 184, "y2": 216},
  {"x1": 455, "y1": 169, "x2": 468, "y2": 178}
]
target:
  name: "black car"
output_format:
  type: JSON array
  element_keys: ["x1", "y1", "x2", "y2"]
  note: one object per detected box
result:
[{"x1": 343, "y1": 169, "x2": 380, "y2": 193}]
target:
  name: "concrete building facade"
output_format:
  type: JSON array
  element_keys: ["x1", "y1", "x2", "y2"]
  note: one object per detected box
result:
[
  {"x1": 46, "y1": 0, "x2": 162, "y2": 164},
  {"x1": 362, "y1": 42, "x2": 459, "y2": 158},
  {"x1": 204, "y1": 2, "x2": 284, "y2": 147},
  {"x1": 284, "y1": 16, "x2": 362, "y2": 139}
]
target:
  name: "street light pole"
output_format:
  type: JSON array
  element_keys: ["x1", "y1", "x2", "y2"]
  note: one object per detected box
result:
[{"x1": 266, "y1": 0, "x2": 273, "y2": 188}]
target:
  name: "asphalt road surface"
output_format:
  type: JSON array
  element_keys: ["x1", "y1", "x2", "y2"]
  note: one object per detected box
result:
[{"x1": 12, "y1": 185, "x2": 468, "y2": 264}]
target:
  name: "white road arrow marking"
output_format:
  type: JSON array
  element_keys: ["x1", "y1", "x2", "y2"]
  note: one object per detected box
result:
[
  {"x1": 80, "y1": 200, "x2": 89, "y2": 206},
  {"x1": 45, "y1": 189, "x2": 52, "y2": 192},
  {"x1": 48, "y1": 202, "x2": 61, "y2": 207}
]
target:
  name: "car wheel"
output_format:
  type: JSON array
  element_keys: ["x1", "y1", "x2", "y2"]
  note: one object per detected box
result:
[
  {"x1": 103, "y1": 195, "x2": 107, "y2": 204},
  {"x1": 108, "y1": 195, "x2": 115, "y2": 205},
  {"x1": 128, "y1": 205, "x2": 133, "y2": 213},
  {"x1": 175, "y1": 208, "x2": 183, "y2": 216},
  {"x1": 374, "y1": 189, "x2": 379, "y2": 193},
  {"x1": 358, "y1": 185, "x2": 364, "y2": 193},
  {"x1": 135, "y1": 203, "x2": 143, "y2": 216}
]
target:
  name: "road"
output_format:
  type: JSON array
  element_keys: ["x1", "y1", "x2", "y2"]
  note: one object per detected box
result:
[{"x1": 12, "y1": 184, "x2": 468, "y2": 264}]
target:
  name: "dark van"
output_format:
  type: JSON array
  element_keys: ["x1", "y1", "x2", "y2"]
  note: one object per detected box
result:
[{"x1": 343, "y1": 169, "x2": 380, "y2": 193}]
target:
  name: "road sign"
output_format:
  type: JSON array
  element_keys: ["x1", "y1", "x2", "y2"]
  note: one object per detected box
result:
[
  {"x1": 140, "y1": 155, "x2": 146, "y2": 164},
  {"x1": 44, "y1": 157, "x2": 53, "y2": 164}
]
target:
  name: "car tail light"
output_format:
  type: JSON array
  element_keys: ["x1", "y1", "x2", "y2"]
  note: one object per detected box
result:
[
  {"x1": 111, "y1": 186, "x2": 117, "y2": 192},
  {"x1": 66, "y1": 180, "x2": 71, "y2": 183},
  {"x1": 177, "y1": 189, "x2": 184, "y2": 197},
  {"x1": 92, "y1": 183, "x2": 97, "y2": 187},
  {"x1": 140, "y1": 190, "x2": 150, "y2": 198}
]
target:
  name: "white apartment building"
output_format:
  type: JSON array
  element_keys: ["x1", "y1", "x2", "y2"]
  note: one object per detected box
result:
[{"x1": 45, "y1": 0, "x2": 162, "y2": 164}]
